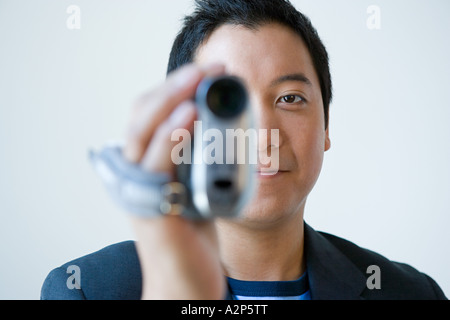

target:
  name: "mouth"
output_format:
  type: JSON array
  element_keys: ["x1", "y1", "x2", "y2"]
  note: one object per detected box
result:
[{"x1": 255, "y1": 169, "x2": 288, "y2": 178}]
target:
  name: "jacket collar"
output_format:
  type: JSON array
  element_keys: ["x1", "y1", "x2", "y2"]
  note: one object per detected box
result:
[{"x1": 304, "y1": 223, "x2": 367, "y2": 300}]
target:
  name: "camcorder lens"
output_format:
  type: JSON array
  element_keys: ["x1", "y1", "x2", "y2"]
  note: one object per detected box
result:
[{"x1": 206, "y1": 77, "x2": 247, "y2": 118}]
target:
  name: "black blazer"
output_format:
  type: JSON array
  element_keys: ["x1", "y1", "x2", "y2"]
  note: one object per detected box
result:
[{"x1": 41, "y1": 223, "x2": 447, "y2": 300}]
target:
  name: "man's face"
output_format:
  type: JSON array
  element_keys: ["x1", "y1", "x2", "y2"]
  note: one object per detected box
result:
[{"x1": 195, "y1": 23, "x2": 330, "y2": 226}]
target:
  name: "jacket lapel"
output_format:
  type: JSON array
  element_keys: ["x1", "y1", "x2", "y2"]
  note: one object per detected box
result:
[{"x1": 304, "y1": 223, "x2": 367, "y2": 300}]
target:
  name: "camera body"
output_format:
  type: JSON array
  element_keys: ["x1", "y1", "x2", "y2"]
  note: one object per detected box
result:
[{"x1": 177, "y1": 76, "x2": 256, "y2": 219}]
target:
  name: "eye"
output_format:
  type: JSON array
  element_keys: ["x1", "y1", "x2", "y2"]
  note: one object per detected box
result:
[{"x1": 278, "y1": 94, "x2": 305, "y2": 105}]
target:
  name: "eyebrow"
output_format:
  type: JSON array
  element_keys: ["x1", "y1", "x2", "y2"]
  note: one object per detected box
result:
[{"x1": 270, "y1": 73, "x2": 312, "y2": 87}]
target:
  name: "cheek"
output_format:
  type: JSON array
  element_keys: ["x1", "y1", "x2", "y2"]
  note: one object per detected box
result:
[{"x1": 288, "y1": 118, "x2": 326, "y2": 182}]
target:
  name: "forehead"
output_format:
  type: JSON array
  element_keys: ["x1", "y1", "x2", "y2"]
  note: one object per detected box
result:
[{"x1": 195, "y1": 23, "x2": 320, "y2": 89}]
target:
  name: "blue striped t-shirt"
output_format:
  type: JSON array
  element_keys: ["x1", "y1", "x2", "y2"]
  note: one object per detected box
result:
[{"x1": 227, "y1": 272, "x2": 311, "y2": 300}]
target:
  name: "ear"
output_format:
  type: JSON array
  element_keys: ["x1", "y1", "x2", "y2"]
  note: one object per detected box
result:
[{"x1": 324, "y1": 126, "x2": 331, "y2": 152}]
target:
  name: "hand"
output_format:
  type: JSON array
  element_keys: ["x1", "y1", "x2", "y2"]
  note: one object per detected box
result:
[{"x1": 123, "y1": 63, "x2": 227, "y2": 299}]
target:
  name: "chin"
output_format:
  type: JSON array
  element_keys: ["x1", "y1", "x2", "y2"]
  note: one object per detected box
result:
[{"x1": 234, "y1": 192, "x2": 305, "y2": 229}]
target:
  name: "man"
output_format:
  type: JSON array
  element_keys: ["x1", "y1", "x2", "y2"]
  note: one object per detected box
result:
[{"x1": 41, "y1": 0, "x2": 446, "y2": 300}]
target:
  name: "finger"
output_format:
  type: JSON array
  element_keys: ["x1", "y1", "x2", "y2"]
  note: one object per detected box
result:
[
  {"x1": 124, "y1": 65, "x2": 202, "y2": 163},
  {"x1": 124, "y1": 63, "x2": 225, "y2": 163},
  {"x1": 140, "y1": 100, "x2": 197, "y2": 174}
]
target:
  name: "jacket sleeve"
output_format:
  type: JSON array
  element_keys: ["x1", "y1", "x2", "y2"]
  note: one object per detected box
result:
[
  {"x1": 40, "y1": 266, "x2": 87, "y2": 300},
  {"x1": 424, "y1": 273, "x2": 448, "y2": 300}
]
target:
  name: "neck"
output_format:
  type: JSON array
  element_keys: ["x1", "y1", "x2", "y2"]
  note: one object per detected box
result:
[{"x1": 216, "y1": 209, "x2": 305, "y2": 282}]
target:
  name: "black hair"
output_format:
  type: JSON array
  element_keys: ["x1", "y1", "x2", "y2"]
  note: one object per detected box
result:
[{"x1": 167, "y1": 0, "x2": 332, "y2": 129}]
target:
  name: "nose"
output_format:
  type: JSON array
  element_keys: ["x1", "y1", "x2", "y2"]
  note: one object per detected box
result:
[
  {"x1": 251, "y1": 97, "x2": 282, "y2": 172},
  {"x1": 251, "y1": 97, "x2": 283, "y2": 152}
]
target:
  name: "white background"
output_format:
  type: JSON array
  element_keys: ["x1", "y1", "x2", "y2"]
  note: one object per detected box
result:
[{"x1": 0, "y1": 0, "x2": 449, "y2": 299}]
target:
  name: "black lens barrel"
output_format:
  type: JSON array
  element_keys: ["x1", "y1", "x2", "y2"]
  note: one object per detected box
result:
[{"x1": 196, "y1": 76, "x2": 248, "y2": 119}]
